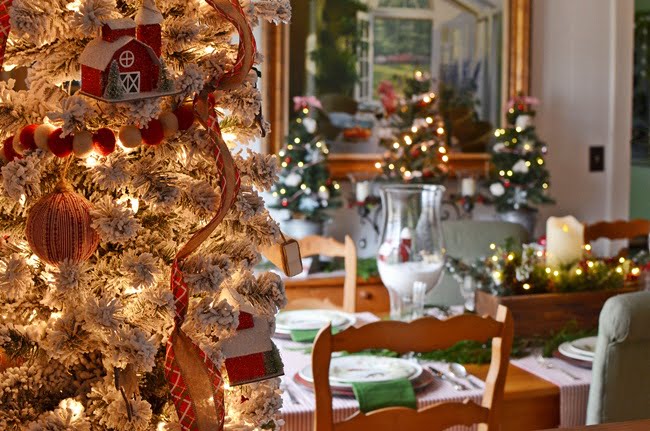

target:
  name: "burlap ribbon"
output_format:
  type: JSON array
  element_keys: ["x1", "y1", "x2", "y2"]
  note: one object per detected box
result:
[{"x1": 163, "y1": 1, "x2": 255, "y2": 430}]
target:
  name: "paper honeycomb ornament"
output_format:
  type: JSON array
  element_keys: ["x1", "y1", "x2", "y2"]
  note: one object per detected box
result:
[{"x1": 25, "y1": 181, "x2": 100, "y2": 265}]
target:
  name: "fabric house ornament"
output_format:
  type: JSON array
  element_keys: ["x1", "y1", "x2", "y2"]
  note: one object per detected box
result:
[
  {"x1": 219, "y1": 288, "x2": 284, "y2": 386},
  {"x1": 78, "y1": 0, "x2": 175, "y2": 102}
]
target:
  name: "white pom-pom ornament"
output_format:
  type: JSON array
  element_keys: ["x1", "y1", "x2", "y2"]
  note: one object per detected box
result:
[
  {"x1": 119, "y1": 125, "x2": 142, "y2": 149},
  {"x1": 73, "y1": 131, "x2": 95, "y2": 158},
  {"x1": 159, "y1": 111, "x2": 179, "y2": 137},
  {"x1": 34, "y1": 124, "x2": 57, "y2": 150}
]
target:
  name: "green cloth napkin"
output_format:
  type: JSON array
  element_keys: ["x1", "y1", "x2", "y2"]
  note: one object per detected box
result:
[
  {"x1": 351, "y1": 378, "x2": 417, "y2": 413},
  {"x1": 289, "y1": 327, "x2": 339, "y2": 343}
]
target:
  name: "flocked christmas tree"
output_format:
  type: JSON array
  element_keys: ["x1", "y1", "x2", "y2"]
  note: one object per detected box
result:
[
  {"x1": 377, "y1": 73, "x2": 449, "y2": 184},
  {"x1": 488, "y1": 95, "x2": 554, "y2": 212},
  {"x1": 0, "y1": 0, "x2": 292, "y2": 430},
  {"x1": 269, "y1": 96, "x2": 341, "y2": 221}
]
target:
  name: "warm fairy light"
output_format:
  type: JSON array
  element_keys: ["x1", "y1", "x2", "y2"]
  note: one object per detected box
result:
[
  {"x1": 489, "y1": 243, "x2": 496, "y2": 250},
  {"x1": 507, "y1": 170, "x2": 513, "y2": 176},
  {"x1": 545, "y1": 267, "x2": 552, "y2": 274},
  {"x1": 130, "y1": 198, "x2": 140, "y2": 214},
  {"x1": 333, "y1": 182, "x2": 341, "y2": 190},
  {"x1": 576, "y1": 269, "x2": 583, "y2": 275},
  {"x1": 272, "y1": 192, "x2": 278, "y2": 197},
  {"x1": 441, "y1": 155, "x2": 449, "y2": 162},
  {"x1": 85, "y1": 154, "x2": 100, "y2": 167},
  {"x1": 296, "y1": 118, "x2": 302, "y2": 124},
  {"x1": 436, "y1": 127, "x2": 445, "y2": 135},
  {"x1": 616, "y1": 267, "x2": 623, "y2": 274},
  {"x1": 587, "y1": 261, "x2": 594, "y2": 268},
  {"x1": 319, "y1": 185, "x2": 327, "y2": 192},
  {"x1": 67, "y1": 400, "x2": 84, "y2": 418},
  {"x1": 426, "y1": 117, "x2": 433, "y2": 124},
  {"x1": 542, "y1": 183, "x2": 549, "y2": 189},
  {"x1": 27, "y1": 254, "x2": 40, "y2": 267},
  {"x1": 404, "y1": 135, "x2": 412, "y2": 145},
  {"x1": 278, "y1": 150, "x2": 285, "y2": 157},
  {"x1": 516, "y1": 127, "x2": 522, "y2": 133},
  {"x1": 203, "y1": 46, "x2": 216, "y2": 55},
  {"x1": 512, "y1": 138, "x2": 518, "y2": 143},
  {"x1": 523, "y1": 144, "x2": 531, "y2": 151},
  {"x1": 491, "y1": 255, "x2": 498, "y2": 262},
  {"x1": 438, "y1": 146, "x2": 446, "y2": 154},
  {"x1": 294, "y1": 138, "x2": 301, "y2": 144},
  {"x1": 423, "y1": 96, "x2": 431, "y2": 104},
  {"x1": 280, "y1": 188, "x2": 286, "y2": 194},
  {"x1": 300, "y1": 184, "x2": 307, "y2": 190},
  {"x1": 388, "y1": 163, "x2": 395, "y2": 170},
  {"x1": 374, "y1": 162, "x2": 382, "y2": 169},
  {"x1": 323, "y1": 148, "x2": 329, "y2": 154},
  {"x1": 492, "y1": 271, "x2": 502, "y2": 282},
  {"x1": 124, "y1": 286, "x2": 144, "y2": 295},
  {"x1": 302, "y1": 108, "x2": 309, "y2": 114},
  {"x1": 619, "y1": 257, "x2": 626, "y2": 264},
  {"x1": 632, "y1": 267, "x2": 641, "y2": 276},
  {"x1": 297, "y1": 162, "x2": 304, "y2": 167},
  {"x1": 400, "y1": 166, "x2": 406, "y2": 173},
  {"x1": 584, "y1": 244, "x2": 592, "y2": 251},
  {"x1": 157, "y1": 422, "x2": 167, "y2": 431},
  {"x1": 222, "y1": 132, "x2": 237, "y2": 146},
  {"x1": 287, "y1": 144, "x2": 293, "y2": 150},
  {"x1": 404, "y1": 171, "x2": 412, "y2": 179},
  {"x1": 393, "y1": 142, "x2": 400, "y2": 149},
  {"x1": 553, "y1": 270, "x2": 559, "y2": 277},
  {"x1": 509, "y1": 108, "x2": 515, "y2": 113},
  {"x1": 421, "y1": 145, "x2": 427, "y2": 152},
  {"x1": 494, "y1": 130, "x2": 501, "y2": 137},
  {"x1": 415, "y1": 70, "x2": 423, "y2": 78},
  {"x1": 525, "y1": 161, "x2": 531, "y2": 167},
  {"x1": 50, "y1": 312, "x2": 63, "y2": 320},
  {"x1": 537, "y1": 158, "x2": 544, "y2": 165},
  {"x1": 523, "y1": 283, "x2": 531, "y2": 290},
  {"x1": 499, "y1": 170, "x2": 505, "y2": 176},
  {"x1": 316, "y1": 141, "x2": 323, "y2": 148},
  {"x1": 66, "y1": 0, "x2": 82, "y2": 11},
  {"x1": 281, "y1": 162, "x2": 288, "y2": 168},
  {"x1": 19, "y1": 194, "x2": 27, "y2": 207},
  {"x1": 507, "y1": 253, "x2": 514, "y2": 261},
  {"x1": 411, "y1": 126, "x2": 418, "y2": 133},
  {"x1": 429, "y1": 92, "x2": 435, "y2": 99},
  {"x1": 536, "y1": 250, "x2": 544, "y2": 257},
  {"x1": 223, "y1": 382, "x2": 231, "y2": 390}
]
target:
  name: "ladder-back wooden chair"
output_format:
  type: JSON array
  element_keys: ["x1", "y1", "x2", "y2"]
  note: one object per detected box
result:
[
  {"x1": 285, "y1": 235, "x2": 357, "y2": 313},
  {"x1": 311, "y1": 306, "x2": 513, "y2": 431},
  {"x1": 584, "y1": 219, "x2": 650, "y2": 256}
]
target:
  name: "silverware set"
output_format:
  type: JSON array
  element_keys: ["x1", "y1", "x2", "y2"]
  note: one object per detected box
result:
[
  {"x1": 427, "y1": 364, "x2": 482, "y2": 391},
  {"x1": 535, "y1": 354, "x2": 581, "y2": 381}
]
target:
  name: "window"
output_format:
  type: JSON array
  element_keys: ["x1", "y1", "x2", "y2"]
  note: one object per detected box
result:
[
  {"x1": 119, "y1": 50, "x2": 135, "y2": 68},
  {"x1": 120, "y1": 72, "x2": 140, "y2": 93}
]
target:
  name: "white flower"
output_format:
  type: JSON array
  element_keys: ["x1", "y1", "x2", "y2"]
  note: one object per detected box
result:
[
  {"x1": 515, "y1": 114, "x2": 534, "y2": 130},
  {"x1": 302, "y1": 117, "x2": 317, "y2": 134},
  {"x1": 512, "y1": 159, "x2": 529, "y2": 174},
  {"x1": 283, "y1": 172, "x2": 302, "y2": 187},
  {"x1": 490, "y1": 182, "x2": 505, "y2": 197}
]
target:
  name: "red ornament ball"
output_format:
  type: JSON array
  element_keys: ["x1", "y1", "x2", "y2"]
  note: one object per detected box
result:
[
  {"x1": 92, "y1": 128, "x2": 116, "y2": 156},
  {"x1": 174, "y1": 105, "x2": 195, "y2": 131},
  {"x1": 281, "y1": 199, "x2": 288, "y2": 207},
  {"x1": 47, "y1": 128, "x2": 74, "y2": 158},
  {"x1": 141, "y1": 119, "x2": 164, "y2": 146},
  {"x1": 19, "y1": 124, "x2": 38, "y2": 152},
  {"x1": 25, "y1": 181, "x2": 100, "y2": 265},
  {"x1": 2, "y1": 136, "x2": 21, "y2": 162}
]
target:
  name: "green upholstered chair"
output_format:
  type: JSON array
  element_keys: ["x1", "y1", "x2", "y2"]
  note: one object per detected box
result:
[
  {"x1": 427, "y1": 220, "x2": 529, "y2": 306},
  {"x1": 586, "y1": 291, "x2": 650, "y2": 425}
]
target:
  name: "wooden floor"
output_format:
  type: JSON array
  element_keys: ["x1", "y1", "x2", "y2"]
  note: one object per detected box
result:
[{"x1": 468, "y1": 363, "x2": 560, "y2": 430}]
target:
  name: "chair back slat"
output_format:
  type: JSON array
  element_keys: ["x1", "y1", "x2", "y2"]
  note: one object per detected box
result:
[
  {"x1": 330, "y1": 314, "x2": 503, "y2": 354},
  {"x1": 334, "y1": 401, "x2": 490, "y2": 431},
  {"x1": 312, "y1": 305, "x2": 514, "y2": 431},
  {"x1": 584, "y1": 219, "x2": 650, "y2": 243}
]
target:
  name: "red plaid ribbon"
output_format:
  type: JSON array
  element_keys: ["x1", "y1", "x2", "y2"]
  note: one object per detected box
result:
[
  {"x1": 0, "y1": 1, "x2": 13, "y2": 69},
  {"x1": 164, "y1": 1, "x2": 255, "y2": 430}
]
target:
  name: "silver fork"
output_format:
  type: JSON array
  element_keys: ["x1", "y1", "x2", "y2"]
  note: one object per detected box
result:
[
  {"x1": 535, "y1": 355, "x2": 581, "y2": 381},
  {"x1": 281, "y1": 382, "x2": 301, "y2": 405},
  {"x1": 428, "y1": 366, "x2": 468, "y2": 391}
]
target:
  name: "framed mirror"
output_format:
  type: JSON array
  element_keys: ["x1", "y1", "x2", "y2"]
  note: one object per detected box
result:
[{"x1": 262, "y1": 0, "x2": 531, "y2": 178}]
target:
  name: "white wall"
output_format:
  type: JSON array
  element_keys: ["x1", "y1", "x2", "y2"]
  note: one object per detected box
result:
[{"x1": 531, "y1": 0, "x2": 634, "y2": 238}]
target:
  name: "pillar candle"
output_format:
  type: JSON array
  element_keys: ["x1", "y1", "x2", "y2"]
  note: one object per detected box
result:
[
  {"x1": 356, "y1": 181, "x2": 370, "y2": 203},
  {"x1": 546, "y1": 216, "x2": 585, "y2": 267},
  {"x1": 461, "y1": 178, "x2": 476, "y2": 197}
]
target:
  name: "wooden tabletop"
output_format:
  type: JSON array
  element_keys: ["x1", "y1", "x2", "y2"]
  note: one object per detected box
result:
[
  {"x1": 541, "y1": 419, "x2": 650, "y2": 430},
  {"x1": 468, "y1": 363, "x2": 560, "y2": 430}
]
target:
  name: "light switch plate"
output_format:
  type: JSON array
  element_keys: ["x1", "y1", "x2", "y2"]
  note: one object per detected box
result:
[{"x1": 589, "y1": 146, "x2": 604, "y2": 172}]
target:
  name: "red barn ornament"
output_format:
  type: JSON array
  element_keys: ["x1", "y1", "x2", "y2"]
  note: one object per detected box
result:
[{"x1": 78, "y1": 0, "x2": 176, "y2": 102}]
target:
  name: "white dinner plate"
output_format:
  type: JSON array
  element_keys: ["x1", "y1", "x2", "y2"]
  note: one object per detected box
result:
[
  {"x1": 568, "y1": 336, "x2": 597, "y2": 357},
  {"x1": 298, "y1": 355, "x2": 423, "y2": 388},
  {"x1": 275, "y1": 309, "x2": 356, "y2": 334},
  {"x1": 558, "y1": 341, "x2": 594, "y2": 362}
]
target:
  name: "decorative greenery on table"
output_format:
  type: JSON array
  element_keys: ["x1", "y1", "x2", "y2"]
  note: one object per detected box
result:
[{"x1": 446, "y1": 241, "x2": 642, "y2": 297}]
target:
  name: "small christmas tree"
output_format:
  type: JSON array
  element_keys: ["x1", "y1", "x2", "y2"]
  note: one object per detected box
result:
[
  {"x1": 157, "y1": 58, "x2": 174, "y2": 92},
  {"x1": 269, "y1": 96, "x2": 342, "y2": 221},
  {"x1": 488, "y1": 95, "x2": 554, "y2": 212},
  {"x1": 103, "y1": 60, "x2": 125, "y2": 100},
  {"x1": 378, "y1": 75, "x2": 449, "y2": 183}
]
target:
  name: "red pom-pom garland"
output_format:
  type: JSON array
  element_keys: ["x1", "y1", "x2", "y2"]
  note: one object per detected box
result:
[
  {"x1": 141, "y1": 119, "x2": 165, "y2": 146},
  {"x1": 19, "y1": 124, "x2": 38, "y2": 152},
  {"x1": 47, "y1": 128, "x2": 74, "y2": 158},
  {"x1": 92, "y1": 128, "x2": 116, "y2": 156},
  {"x1": 2, "y1": 136, "x2": 21, "y2": 162},
  {"x1": 174, "y1": 105, "x2": 195, "y2": 131}
]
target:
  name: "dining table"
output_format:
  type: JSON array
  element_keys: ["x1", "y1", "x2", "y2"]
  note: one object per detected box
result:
[
  {"x1": 276, "y1": 311, "x2": 595, "y2": 431},
  {"x1": 541, "y1": 420, "x2": 650, "y2": 430}
]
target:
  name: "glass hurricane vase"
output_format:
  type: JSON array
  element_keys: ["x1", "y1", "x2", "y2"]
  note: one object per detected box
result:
[{"x1": 377, "y1": 184, "x2": 446, "y2": 321}]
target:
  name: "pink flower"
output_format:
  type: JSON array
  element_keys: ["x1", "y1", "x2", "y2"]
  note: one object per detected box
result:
[{"x1": 293, "y1": 96, "x2": 322, "y2": 112}]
